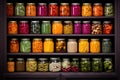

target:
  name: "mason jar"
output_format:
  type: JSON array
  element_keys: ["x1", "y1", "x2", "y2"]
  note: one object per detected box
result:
[
  {"x1": 41, "y1": 21, "x2": 51, "y2": 34},
  {"x1": 15, "y1": 3, "x2": 25, "y2": 16},
  {"x1": 104, "y1": 3, "x2": 114, "y2": 16},
  {"x1": 31, "y1": 21, "x2": 40, "y2": 34},
  {"x1": 71, "y1": 58, "x2": 79, "y2": 72},
  {"x1": 19, "y1": 21, "x2": 29, "y2": 34},
  {"x1": 104, "y1": 58, "x2": 113, "y2": 72},
  {"x1": 62, "y1": 58, "x2": 71, "y2": 72},
  {"x1": 64, "y1": 21, "x2": 73, "y2": 34},
  {"x1": 16, "y1": 58, "x2": 25, "y2": 72},
  {"x1": 92, "y1": 21, "x2": 102, "y2": 34}
]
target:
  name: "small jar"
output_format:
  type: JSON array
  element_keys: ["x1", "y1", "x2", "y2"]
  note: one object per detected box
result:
[
  {"x1": 103, "y1": 21, "x2": 113, "y2": 34},
  {"x1": 26, "y1": 3, "x2": 36, "y2": 16},
  {"x1": 74, "y1": 21, "x2": 82, "y2": 34},
  {"x1": 8, "y1": 58, "x2": 15, "y2": 72},
  {"x1": 38, "y1": 58, "x2": 49, "y2": 72},
  {"x1": 67, "y1": 39, "x2": 77, "y2": 53},
  {"x1": 92, "y1": 21, "x2": 102, "y2": 34},
  {"x1": 71, "y1": 58, "x2": 79, "y2": 72},
  {"x1": 7, "y1": 3, "x2": 14, "y2": 16},
  {"x1": 31, "y1": 21, "x2": 40, "y2": 34},
  {"x1": 60, "y1": 3, "x2": 70, "y2": 16},
  {"x1": 41, "y1": 21, "x2": 51, "y2": 34},
  {"x1": 49, "y1": 3, "x2": 58, "y2": 16},
  {"x1": 82, "y1": 3, "x2": 92, "y2": 16},
  {"x1": 15, "y1": 3, "x2": 25, "y2": 16},
  {"x1": 62, "y1": 58, "x2": 71, "y2": 72},
  {"x1": 26, "y1": 58, "x2": 37, "y2": 72},
  {"x1": 104, "y1": 58, "x2": 113, "y2": 72},
  {"x1": 8, "y1": 21, "x2": 18, "y2": 34},
  {"x1": 71, "y1": 3, "x2": 80, "y2": 16},
  {"x1": 19, "y1": 21, "x2": 29, "y2": 34},
  {"x1": 93, "y1": 3, "x2": 103, "y2": 16},
  {"x1": 104, "y1": 3, "x2": 114, "y2": 16},
  {"x1": 64, "y1": 21, "x2": 73, "y2": 34},
  {"x1": 82, "y1": 21, "x2": 91, "y2": 34},
  {"x1": 16, "y1": 58, "x2": 25, "y2": 72},
  {"x1": 49, "y1": 58, "x2": 61, "y2": 72},
  {"x1": 37, "y1": 3, "x2": 47, "y2": 16}
]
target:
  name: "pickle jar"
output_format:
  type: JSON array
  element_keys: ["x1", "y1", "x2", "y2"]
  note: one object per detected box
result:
[
  {"x1": 92, "y1": 21, "x2": 102, "y2": 34},
  {"x1": 82, "y1": 21, "x2": 91, "y2": 34},
  {"x1": 60, "y1": 3, "x2": 70, "y2": 16},
  {"x1": 19, "y1": 21, "x2": 29, "y2": 34},
  {"x1": 74, "y1": 21, "x2": 82, "y2": 34},
  {"x1": 41, "y1": 21, "x2": 51, "y2": 34},
  {"x1": 103, "y1": 21, "x2": 113, "y2": 34},
  {"x1": 64, "y1": 21, "x2": 73, "y2": 34},
  {"x1": 38, "y1": 58, "x2": 49, "y2": 72},
  {"x1": 8, "y1": 58, "x2": 15, "y2": 72},
  {"x1": 49, "y1": 3, "x2": 58, "y2": 16},
  {"x1": 16, "y1": 58, "x2": 25, "y2": 72},
  {"x1": 71, "y1": 58, "x2": 79, "y2": 72},
  {"x1": 104, "y1": 3, "x2": 114, "y2": 16},
  {"x1": 26, "y1": 3, "x2": 36, "y2": 16},
  {"x1": 62, "y1": 58, "x2": 71, "y2": 72},
  {"x1": 104, "y1": 58, "x2": 113, "y2": 72},
  {"x1": 15, "y1": 3, "x2": 25, "y2": 16},
  {"x1": 71, "y1": 3, "x2": 80, "y2": 16},
  {"x1": 31, "y1": 21, "x2": 40, "y2": 34},
  {"x1": 82, "y1": 3, "x2": 92, "y2": 16},
  {"x1": 8, "y1": 21, "x2": 18, "y2": 34},
  {"x1": 37, "y1": 3, "x2": 47, "y2": 16},
  {"x1": 7, "y1": 3, "x2": 14, "y2": 16},
  {"x1": 93, "y1": 3, "x2": 103, "y2": 16}
]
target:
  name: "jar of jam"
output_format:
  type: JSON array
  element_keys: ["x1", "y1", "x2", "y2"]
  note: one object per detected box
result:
[
  {"x1": 62, "y1": 58, "x2": 71, "y2": 72},
  {"x1": 92, "y1": 21, "x2": 102, "y2": 34},
  {"x1": 8, "y1": 21, "x2": 18, "y2": 34},
  {"x1": 82, "y1": 21, "x2": 91, "y2": 34},
  {"x1": 71, "y1": 58, "x2": 79, "y2": 72},
  {"x1": 104, "y1": 58, "x2": 113, "y2": 72},
  {"x1": 16, "y1": 58, "x2": 25, "y2": 72},
  {"x1": 19, "y1": 21, "x2": 29, "y2": 34},
  {"x1": 8, "y1": 58, "x2": 15, "y2": 72},
  {"x1": 7, "y1": 3, "x2": 14, "y2": 16},
  {"x1": 31, "y1": 21, "x2": 40, "y2": 34},
  {"x1": 26, "y1": 3, "x2": 36, "y2": 16},
  {"x1": 15, "y1": 3, "x2": 25, "y2": 16},
  {"x1": 60, "y1": 3, "x2": 70, "y2": 16},
  {"x1": 104, "y1": 3, "x2": 114, "y2": 16},
  {"x1": 41, "y1": 21, "x2": 51, "y2": 34},
  {"x1": 74, "y1": 21, "x2": 82, "y2": 34},
  {"x1": 103, "y1": 21, "x2": 113, "y2": 34},
  {"x1": 93, "y1": 3, "x2": 103, "y2": 16},
  {"x1": 82, "y1": 3, "x2": 92, "y2": 16},
  {"x1": 37, "y1": 3, "x2": 47, "y2": 16},
  {"x1": 71, "y1": 3, "x2": 80, "y2": 16},
  {"x1": 49, "y1": 3, "x2": 58, "y2": 16},
  {"x1": 64, "y1": 21, "x2": 73, "y2": 34}
]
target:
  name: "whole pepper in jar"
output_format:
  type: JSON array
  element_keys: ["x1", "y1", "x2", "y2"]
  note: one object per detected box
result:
[
  {"x1": 93, "y1": 3, "x2": 103, "y2": 16},
  {"x1": 60, "y1": 3, "x2": 70, "y2": 16},
  {"x1": 103, "y1": 21, "x2": 113, "y2": 34},
  {"x1": 7, "y1": 3, "x2": 14, "y2": 16},
  {"x1": 26, "y1": 3, "x2": 36, "y2": 16},
  {"x1": 49, "y1": 3, "x2": 58, "y2": 16},
  {"x1": 8, "y1": 21, "x2": 18, "y2": 34}
]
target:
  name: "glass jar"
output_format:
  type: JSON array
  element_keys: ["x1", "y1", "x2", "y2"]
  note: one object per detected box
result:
[
  {"x1": 16, "y1": 58, "x2": 25, "y2": 72},
  {"x1": 74, "y1": 21, "x2": 82, "y2": 34},
  {"x1": 31, "y1": 21, "x2": 40, "y2": 34},
  {"x1": 19, "y1": 21, "x2": 29, "y2": 34},
  {"x1": 15, "y1": 3, "x2": 25, "y2": 16},
  {"x1": 102, "y1": 39, "x2": 112, "y2": 53},
  {"x1": 82, "y1": 21, "x2": 91, "y2": 34},
  {"x1": 32, "y1": 38, "x2": 42, "y2": 53},
  {"x1": 7, "y1": 3, "x2": 14, "y2": 16},
  {"x1": 8, "y1": 58, "x2": 15, "y2": 72},
  {"x1": 104, "y1": 58, "x2": 113, "y2": 72},
  {"x1": 93, "y1": 3, "x2": 103, "y2": 16},
  {"x1": 67, "y1": 39, "x2": 77, "y2": 53},
  {"x1": 26, "y1": 58, "x2": 37, "y2": 72},
  {"x1": 103, "y1": 21, "x2": 113, "y2": 34},
  {"x1": 82, "y1": 3, "x2": 92, "y2": 16},
  {"x1": 20, "y1": 38, "x2": 31, "y2": 53},
  {"x1": 26, "y1": 3, "x2": 36, "y2": 16},
  {"x1": 49, "y1": 58, "x2": 61, "y2": 72},
  {"x1": 79, "y1": 39, "x2": 89, "y2": 53},
  {"x1": 38, "y1": 58, "x2": 49, "y2": 72},
  {"x1": 60, "y1": 3, "x2": 70, "y2": 16},
  {"x1": 10, "y1": 38, "x2": 19, "y2": 53},
  {"x1": 80, "y1": 58, "x2": 90, "y2": 72},
  {"x1": 41, "y1": 21, "x2": 51, "y2": 34},
  {"x1": 71, "y1": 58, "x2": 79, "y2": 72},
  {"x1": 64, "y1": 21, "x2": 73, "y2": 34},
  {"x1": 44, "y1": 38, "x2": 54, "y2": 53},
  {"x1": 104, "y1": 3, "x2": 114, "y2": 16},
  {"x1": 62, "y1": 58, "x2": 71, "y2": 72},
  {"x1": 8, "y1": 21, "x2": 18, "y2": 34},
  {"x1": 92, "y1": 58, "x2": 102, "y2": 72},
  {"x1": 52, "y1": 21, "x2": 63, "y2": 34},
  {"x1": 56, "y1": 38, "x2": 66, "y2": 53},
  {"x1": 90, "y1": 39, "x2": 100, "y2": 53},
  {"x1": 71, "y1": 3, "x2": 80, "y2": 16},
  {"x1": 49, "y1": 3, "x2": 58, "y2": 16},
  {"x1": 37, "y1": 3, "x2": 47, "y2": 16},
  {"x1": 92, "y1": 21, "x2": 102, "y2": 34}
]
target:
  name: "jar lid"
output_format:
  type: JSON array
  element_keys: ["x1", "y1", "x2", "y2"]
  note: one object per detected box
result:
[
  {"x1": 7, "y1": 3, "x2": 13, "y2": 5},
  {"x1": 50, "y1": 58, "x2": 60, "y2": 60},
  {"x1": 38, "y1": 3, "x2": 46, "y2": 5},
  {"x1": 64, "y1": 21, "x2": 72, "y2": 23},
  {"x1": 81, "y1": 58, "x2": 89, "y2": 60},
  {"x1": 56, "y1": 38, "x2": 65, "y2": 40},
  {"x1": 17, "y1": 58, "x2": 24, "y2": 60},
  {"x1": 9, "y1": 21, "x2": 17, "y2": 23},
  {"x1": 63, "y1": 58, "x2": 69, "y2": 60},
  {"x1": 92, "y1": 21, "x2": 101, "y2": 24},
  {"x1": 27, "y1": 58, "x2": 36, "y2": 60},
  {"x1": 73, "y1": 58, "x2": 79, "y2": 60},
  {"x1": 105, "y1": 3, "x2": 112, "y2": 5},
  {"x1": 104, "y1": 58, "x2": 112, "y2": 61},
  {"x1": 79, "y1": 39, "x2": 88, "y2": 41},
  {"x1": 91, "y1": 39, "x2": 99, "y2": 40},
  {"x1": 53, "y1": 21, "x2": 61, "y2": 23},
  {"x1": 45, "y1": 38, "x2": 53, "y2": 40},
  {"x1": 94, "y1": 3, "x2": 102, "y2": 5},
  {"x1": 21, "y1": 38, "x2": 30, "y2": 40},
  {"x1": 72, "y1": 3, "x2": 80, "y2": 5},
  {"x1": 68, "y1": 39, "x2": 76, "y2": 41},
  {"x1": 38, "y1": 58, "x2": 47, "y2": 60},
  {"x1": 83, "y1": 21, "x2": 90, "y2": 23},
  {"x1": 49, "y1": 3, "x2": 57, "y2": 5},
  {"x1": 61, "y1": 3, "x2": 69, "y2": 5},
  {"x1": 103, "y1": 39, "x2": 111, "y2": 41},
  {"x1": 8, "y1": 58, "x2": 14, "y2": 61},
  {"x1": 33, "y1": 38, "x2": 42, "y2": 40},
  {"x1": 83, "y1": 3, "x2": 91, "y2": 5},
  {"x1": 74, "y1": 21, "x2": 81, "y2": 23},
  {"x1": 20, "y1": 21, "x2": 28, "y2": 23},
  {"x1": 103, "y1": 21, "x2": 111, "y2": 24},
  {"x1": 27, "y1": 3, "x2": 35, "y2": 5},
  {"x1": 93, "y1": 58, "x2": 101, "y2": 60},
  {"x1": 31, "y1": 21, "x2": 39, "y2": 23},
  {"x1": 16, "y1": 3, "x2": 24, "y2": 5},
  {"x1": 42, "y1": 21, "x2": 50, "y2": 23},
  {"x1": 11, "y1": 38, "x2": 18, "y2": 40}
]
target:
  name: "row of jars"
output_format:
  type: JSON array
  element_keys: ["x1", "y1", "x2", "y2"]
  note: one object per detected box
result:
[
  {"x1": 8, "y1": 20, "x2": 113, "y2": 34},
  {"x1": 7, "y1": 3, "x2": 114, "y2": 16},
  {"x1": 9, "y1": 38, "x2": 112, "y2": 53},
  {"x1": 8, "y1": 57, "x2": 113, "y2": 72}
]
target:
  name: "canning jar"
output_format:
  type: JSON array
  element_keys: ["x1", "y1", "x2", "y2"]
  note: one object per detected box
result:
[
  {"x1": 26, "y1": 3, "x2": 36, "y2": 16},
  {"x1": 92, "y1": 58, "x2": 102, "y2": 72},
  {"x1": 38, "y1": 58, "x2": 48, "y2": 72},
  {"x1": 32, "y1": 38, "x2": 42, "y2": 53},
  {"x1": 102, "y1": 39, "x2": 112, "y2": 53},
  {"x1": 56, "y1": 38, "x2": 66, "y2": 53},
  {"x1": 16, "y1": 58, "x2": 25, "y2": 72},
  {"x1": 8, "y1": 58, "x2": 15, "y2": 72},
  {"x1": 49, "y1": 58, "x2": 61, "y2": 72},
  {"x1": 82, "y1": 21, "x2": 91, "y2": 34},
  {"x1": 67, "y1": 39, "x2": 77, "y2": 53},
  {"x1": 93, "y1": 3, "x2": 103, "y2": 16},
  {"x1": 60, "y1": 3, "x2": 70, "y2": 16},
  {"x1": 10, "y1": 38, "x2": 19, "y2": 53},
  {"x1": 74, "y1": 21, "x2": 81, "y2": 34},
  {"x1": 41, "y1": 21, "x2": 51, "y2": 34},
  {"x1": 80, "y1": 58, "x2": 90, "y2": 72},
  {"x1": 37, "y1": 3, "x2": 47, "y2": 16},
  {"x1": 49, "y1": 3, "x2": 58, "y2": 16},
  {"x1": 52, "y1": 21, "x2": 63, "y2": 34},
  {"x1": 71, "y1": 3, "x2": 80, "y2": 16},
  {"x1": 62, "y1": 58, "x2": 71, "y2": 72},
  {"x1": 44, "y1": 38, "x2": 54, "y2": 53},
  {"x1": 71, "y1": 58, "x2": 79, "y2": 72},
  {"x1": 20, "y1": 38, "x2": 31, "y2": 53},
  {"x1": 31, "y1": 21, "x2": 40, "y2": 34},
  {"x1": 7, "y1": 3, "x2": 14, "y2": 16},
  {"x1": 19, "y1": 21, "x2": 29, "y2": 34},
  {"x1": 8, "y1": 21, "x2": 18, "y2": 34},
  {"x1": 64, "y1": 21, "x2": 73, "y2": 34},
  {"x1": 92, "y1": 21, "x2": 102, "y2": 34},
  {"x1": 104, "y1": 58, "x2": 113, "y2": 72},
  {"x1": 82, "y1": 3, "x2": 92, "y2": 16},
  {"x1": 15, "y1": 3, "x2": 25, "y2": 16},
  {"x1": 103, "y1": 21, "x2": 113, "y2": 34},
  {"x1": 79, "y1": 39, "x2": 89, "y2": 53},
  {"x1": 104, "y1": 3, "x2": 114, "y2": 16},
  {"x1": 26, "y1": 58, "x2": 37, "y2": 72}
]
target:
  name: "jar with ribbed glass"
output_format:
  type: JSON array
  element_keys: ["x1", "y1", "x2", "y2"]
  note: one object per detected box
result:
[
  {"x1": 71, "y1": 3, "x2": 80, "y2": 16},
  {"x1": 92, "y1": 21, "x2": 102, "y2": 34},
  {"x1": 82, "y1": 21, "x2": 91, "y2": 34},
  {"x1": 74, "y1": 21, "x2": 81, "y2": 34},
  {"x1": 41, "y1": 21, "x2": 51, "y2": 34},
  {"x1": 31, "y1": 21, "x2": 40, "y2": 34},
  {"x1": 71, "y1": 58, "x2": 79, "y2": 72},
  {"x1": 15, "y1": 3, "x2": 25, "y2": 16},
  {"x1": 104, "y1": 3, "x2": 114, "y2": 16},
  {"x1": 62, "y1": 58, "x2": 71, "y2": 72},
  {"x1": 19, "y1": 21, "x2": 29, "y2": 34},
  {"x1": 26, "y1": 3, "x2": 36, "y2": 16},
  {"x1": 16, "y1": 58, "x2": 25, "y2": 72},
  {"x1": 64, "y1": 21, "x2": 73, "y2": 34},
  {"x1": 37, "y1": 3, "x2": 47, "y2": 16}
]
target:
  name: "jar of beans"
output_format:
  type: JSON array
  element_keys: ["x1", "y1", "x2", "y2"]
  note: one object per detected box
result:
[
  {"x1": 62, "y1": 58, "x2": 71, "y2": 72},
  {"x1": 41, "y1": 21, "x2": 51, "y2": 34},
  {"x1": 82, "y1": 3, "x2": 92, "y2": 16},
  {"x1": 8, "y1": 58, "x2": 15, "y2": 72},
  {"x1": 71, "y1": 58, "x2": 79, "y2": 72},
  {"x1": 92, "y1": 21, "x2": 102, "y2": 34},
  {"x1": 37, "y1": 3, "x2": 47, "y2": 16},
  {"x1": 82, "y1": 21, "x2": 91, "y2": 34},
  {"x1": 8, "y1": 21, "x2": 18, "y2": 34},
  {"x1": 103, "y1": 21, "x2": 113, "y2": 34},
  {"x1": 64, "y1": 21, "x2": 73, "y2": 34},
  {"x1": 15, "y1": 3, "x2": 25, "y2": 16},
  {"x1": 74, "y1": 21, "x2": 82, "y2": 34},
  {"x1": 71, "y1": 3, "x2": 80, "y2": 16},
  {"x1": 7, "y1": 3, "x2": 14, "y2": 16},
  {"x1": 93, "y1": 3, "x2": 103, "y2": 16},
  {"x1": 19, "y1": 21, "x2": 29, "y2": 34},
  {"x1": 26, "y1": 3, "x2": 36, "y2": 16},
  {"x1": 60, "y1": 3, "x2": 70, "y2": 16},
  {"x1": 31, "y1": 21, "x2": 40, "y2": 34},
  {"x1": 104, "y1": 3, "x2": 114, "y2": 16},
  {"x1": 49, "y1": 3, "x2": 58, "y2": 16},
  {"x1": 16, "y1": 58, "x2": 25, "y2": 72}
]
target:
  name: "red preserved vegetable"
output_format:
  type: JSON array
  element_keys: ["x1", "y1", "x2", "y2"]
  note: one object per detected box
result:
[
  {"x1": 49, "y1": 3, "x2": 58, "y2": 16},
  {"x1": 7, "y1": 3, "x2": 14, "y2": 16}
]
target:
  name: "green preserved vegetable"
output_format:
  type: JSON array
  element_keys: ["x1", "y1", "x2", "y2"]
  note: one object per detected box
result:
[
  {"x1": 31, "y1": 21, "x2": 41, "y2": 34},
  {"x1": 104, "y1": 3, "x2": 114, "y2": 16},
  {"x1": 71, "y1": 58, "x2": 79, "y2": 72},
  {"x1": 104, "y1": 58, "x2": 113, "y2": 72},
  {"x1": 15, "y1": 3, "x2": 25, "y2": 16},
  {"x1": 41, "y1": 21, "x2": 51, "y2": 34}
]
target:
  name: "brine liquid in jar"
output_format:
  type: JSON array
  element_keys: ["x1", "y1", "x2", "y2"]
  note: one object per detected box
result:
[
  {"x1": 26, "y1": 3, "x2": 36, "y2": 16},
  {"x1": 8, "y1": 21, "x2": 18, "y2": 34},
  {"x1": 19, "y1": 21, "x2": 29, "y2": 34}
]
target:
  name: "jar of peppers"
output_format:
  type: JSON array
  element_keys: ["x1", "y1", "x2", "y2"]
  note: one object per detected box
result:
[
  {"x1": 26, "y1": 3, "x2": 36, "y2": 16},
  {"x1": 62, "y1": 58, "x2": 71, "y2": 72},
  {"x1": 82, "y1": 3, "x2": 92, "y2": 16},
  {"x1": 82, "y1": 21, "x2": 91, "y2": 34},
  {"x1": 19, "y1": 21, "x2": 29, "y2": 34},
  {"x1": 103, "y1": 21, "x2": 113, "y2": 34},
  {"x1": 93, "y1": 3, "x2": 103, "y2": 16},
  {"x1": 37, "y1": 3, "x2": 47, "y2": 16},
  {"x1": 7, "y1": 3, "x2": 14, "y2": 16},
  {"x1": 71, "y1": 58, "x2": 79, "y2": 72},
  {"x1": 74, "y1": 21, "x2": 82, "y2": 34},
  {"x1": 15, "y1": 3, "x2": 25, "y2": 16},
  {"x1": 8, "y1": 21, "x2": 18, "y2": 34},
  {"x1": 41, "y1": 21, "x2": 51, "y2": 34},
  {"x1": 71, "y1": 3, "x2": 80, "y2": 16},
  {"x1": 60, "y1": 3, "x2": 70, "y2": 16},
  {"x1": 49, "y1": 3, "x2": 58, "y2": 16}
]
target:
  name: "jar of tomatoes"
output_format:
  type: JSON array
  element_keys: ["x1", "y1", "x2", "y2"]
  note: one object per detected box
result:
[
  {"x1": 71, "y1": 3, "x2": 80, "y2": 16},
  {"x1": 19, "y1": 21, "x2": 29, "y2": 34},
  {"x1": 26, "y1": 3, "x2": 36, "y2": 16},
  {"x1": 60, "y1": 3, "x2": 70, "y2": 16},
  {"x1": 37, "y1": 3, "x2": 47, "y2": 16},
  {"x1": 82, "y1": 3, "x2": 92, "y2": 16},
  {"x1": 103, "y1": 21, "x2": 113, "y2": 34},
  {"x1": 93, "y1": 3, "x2": 103, "y2": 16},
  {"x1": 7, "y1": 3, "x2": 14, "y2": 16},
  {"x1": 49, "y1": 3, "x2": 58, "y2": 16},
  {"x1": 64, "y1": 21, "x2": 73, "y2": 34},
  {"x1": 8, "y1": 21, "x2": 18, "y2": 34}
]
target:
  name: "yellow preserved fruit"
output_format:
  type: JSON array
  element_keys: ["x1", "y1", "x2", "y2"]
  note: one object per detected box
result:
[{"x1": 82, "y1": 3, "x2": 92, "y2": 16}]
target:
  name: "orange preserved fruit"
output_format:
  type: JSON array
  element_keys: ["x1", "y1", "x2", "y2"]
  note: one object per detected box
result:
[
  {"x1": 26, "y1": 3, "x2": 36, "y2": 16},
  {"x1": 93, "y1": 3, "x2": 103, "y2": 16},
  {"x1": 8, "y1": 21, "x2": 18, "y2": 34}
]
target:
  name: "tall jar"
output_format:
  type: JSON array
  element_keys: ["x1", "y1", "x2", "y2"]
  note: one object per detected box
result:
[
  {"x1": 74, "y1": 21, "x2": 82, "y2": 34},
  {"x1": 67, "y1": 39, "x2": 77, "y2": 53},
  {"x1": 31, "y1": 21, "x2": 40, "y2": 34},
  {"x1": 8, "y1": 58, "x2": 15, "y2": 72},
  {"x1": 62, "y1": 58, "x2": 71, "y2": 72},
  {"x1": 93, "y1": 3, "x2": 103, "y2": 16},
  {"x1": 92, "y1": 21, "x2": 102, "y2": 34},
  {"x1": 71, "y1": 3, "x2": 80, "y2": 16},
  {"x1": 37, "y1": 3, "x2": 47, "y2": 16},
  {"x1": 19, "y1": 21, "x2": 29, "y2": 34},
  {"x1": 82, "y1": 3, "x2": 92, "y2": 16},
  {"x1": 104, "y1": 3, "x2": 114, "y2": 16},
  {"x1": 41, "y1": 21, "x2": 51, "y2": 34},
  {"x1": 103, "y1": 21, "x2": 113, "y2": 34},
  {"x1": 7, "y1": 3, "x2": 14, "y2": 16},
  {"x1": 20, "y1": 38, "x2": 31, "y2": 53},
  {"x1": 60, "y1": 3, "x2": 70, "y2": 16},
  {"x1": 16, "y1": 58, "x2": 25, "y2": 72},
  {"x1": 15, "y1": 3, "x2": 25, "y2": 16},
  {"x1": 49, "y1": 3, "x2": 58, "y2": 16},
  {"x1": 8, "y1": 21, "x2": 18, "y2": 34},
  {"x1": 82, "y1": 21, "x2": 91, "y2": 34},
  {"x1": 104, "y1": 58, "x2": 113, "y2": 72},
  {"x1": 64, "y1": 21, "x2": 73, "y2": 34},
  {"x1": 71, "y1": 58, "x2": 79, "y2": 72},
  {"x1": 26, "y1": 3, "x2": 36, "y2": 16}
]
